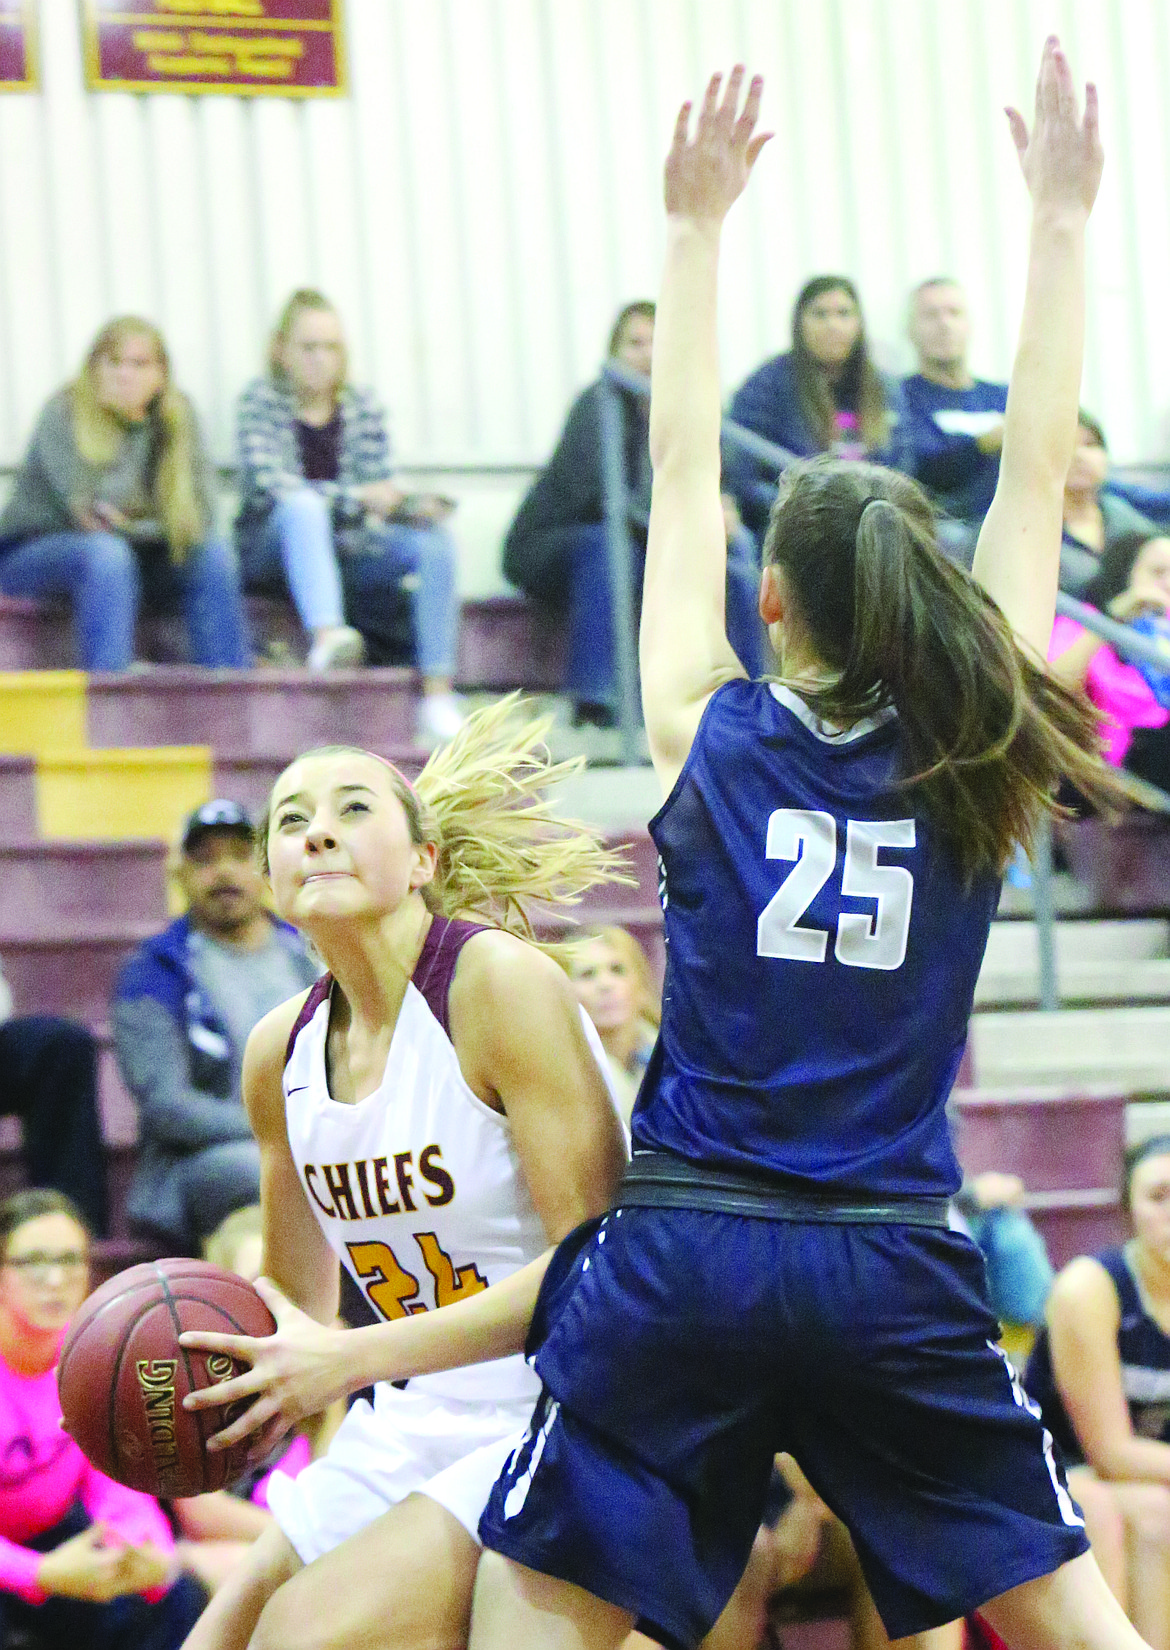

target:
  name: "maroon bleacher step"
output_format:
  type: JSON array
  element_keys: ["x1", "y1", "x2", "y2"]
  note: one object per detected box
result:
[
  {"x1": 87, "y1": 668, "x2": 420, "y2": 757},
  {"x1": 951, "y1": 1087, "x2": 1126, "y2": 1195},
  {"x1": 456, "y1": 596, "x2": 565, "y2": 692},
  {"x1": 0, "y1": 841, "x2": 168, "y2": 929},
  {"x1": 1026, "y1": 1190, "x2": 1125, "y2": 1271},
  {"x1": 0, "y1": 755, "x2": 36, "y2": 836},
  {"x1": 0, "y1": 921, "x2": 155, "y2": 1022},
  {"x1": 0, "y1": 596, "x2": 72, "y2": 670}
]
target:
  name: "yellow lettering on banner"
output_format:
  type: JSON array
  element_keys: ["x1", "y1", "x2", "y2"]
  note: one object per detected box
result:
[
  {"x1": 156, "y1": 0, "x2": 264, "y2": 15},
  {"x1": 147, "y1": 54, "x2": 232, "y2": 74},
  {"x1": 237, "y1": 59, "x2": 295, "y2": 79},
  {"x1": 133, "y1": 30, "x2": 184, "y2": 51},
  {"x1": 189, "y1": 33, "x2": 303, "y2": 57}
]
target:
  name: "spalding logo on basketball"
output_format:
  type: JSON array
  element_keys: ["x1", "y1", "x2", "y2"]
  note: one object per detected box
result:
[{"x1": 57, "y1": 1258, "x2": 278, "y2": 1498}]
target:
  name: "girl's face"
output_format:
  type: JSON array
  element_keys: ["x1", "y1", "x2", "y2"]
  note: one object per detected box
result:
[
  {"x1": 1131, "y1": 1153, "x2": 1170, "y2": 1263},
  {"x1": 799, "y1": 290, "x2": 861, "y2": 367},
  {"x1": 0, "y1": 1212, "x2": 90, "y2": 1336},
  {"x1": 279, "y1": 307, "x2": 346, "y2": 402},
  {"x1": 1130, "y1": 538, "x2": 1170, "y2": 603},
  {"x1": 1065, "y1": 425, "x2": 1109, "y2": 495},
  {"x1": 613, "y1": 312, "x2": 655, "y2": 378},
  {"x1": 94, "y1": 333, "x2": 165, "y2": 421},
  {"x1": 267, "y1": 753, "x2": 435, "y2": 930},
  {"x1": 570, "y1": 939, "x2": 639, "y2": 1034}
]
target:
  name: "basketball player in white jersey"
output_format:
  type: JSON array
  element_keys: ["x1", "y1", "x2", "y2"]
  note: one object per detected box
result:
[{"x1": 180, "y1": 700, "x2": 628, "y2": 1650}]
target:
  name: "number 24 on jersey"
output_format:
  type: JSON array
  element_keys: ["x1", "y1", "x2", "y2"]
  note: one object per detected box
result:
[{"x1": 757, "y1": 809, "x2": 915, "y2": 972}]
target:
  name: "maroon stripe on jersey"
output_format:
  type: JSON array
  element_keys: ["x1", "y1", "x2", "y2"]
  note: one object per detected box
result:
[
  {"x1": 284, "y1": 973, "x2": 333, "y2": 1067},
  {"x1": 412, "y1": 916, "x2": 488, "y2": 1036}
]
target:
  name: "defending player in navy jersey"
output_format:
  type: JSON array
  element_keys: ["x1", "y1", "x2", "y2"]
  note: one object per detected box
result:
[{"x1": 179, "y1": 39, "x2": 1148, "y2": 1650}]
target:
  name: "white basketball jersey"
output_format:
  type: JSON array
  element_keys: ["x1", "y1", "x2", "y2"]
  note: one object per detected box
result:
[{"x1": 282, "y1": 917, "x2": 616, "y2": 1403}]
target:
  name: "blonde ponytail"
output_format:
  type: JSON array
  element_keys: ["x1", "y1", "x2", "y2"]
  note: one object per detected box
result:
[{"x1": 260, "y1": 695, "x2": 634, "y2": 938}]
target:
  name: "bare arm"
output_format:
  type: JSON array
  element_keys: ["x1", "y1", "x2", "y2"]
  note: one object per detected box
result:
[
  {"x1": 243, "y1": 997, "x2": 339, "y2": 1327},
  {"x1": 1047, "y1": 1256, "x2": 1170, "y2": 1483},
  {"x1": 182, "y1": 936, "x2": 627, "y2": 1442},
  {"x1": 972, "y1": 37, "x2": 1102, "y2": 656},
  {"x1": 641, "y1": 69, "x2": 771, "y2": 796},
  {"x1": 451, "y1": 930, "x2": 628, "y2": 1243}
]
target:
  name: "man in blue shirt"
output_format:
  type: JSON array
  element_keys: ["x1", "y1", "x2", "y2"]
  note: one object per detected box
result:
[{"x1": 901, "y1": 280, "x2": 1008, "y2": 558}]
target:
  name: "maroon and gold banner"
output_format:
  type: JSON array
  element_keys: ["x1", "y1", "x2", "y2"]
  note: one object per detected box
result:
[
  {"x1": 81, "y1": 1, "x2": 346, "y2": 97},
  {"x1": 0, "y1": 0, "x2": 37, "y2": 90}
]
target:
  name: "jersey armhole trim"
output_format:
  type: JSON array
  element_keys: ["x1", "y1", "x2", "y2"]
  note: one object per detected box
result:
[{"x1": 647, "y1": 679, "x2": 742, "y2": 838}]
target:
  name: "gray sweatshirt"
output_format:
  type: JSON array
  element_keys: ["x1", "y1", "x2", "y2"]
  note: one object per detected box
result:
[{"x1": 0, "y1": 386, "x2": 216, "y2": 547}]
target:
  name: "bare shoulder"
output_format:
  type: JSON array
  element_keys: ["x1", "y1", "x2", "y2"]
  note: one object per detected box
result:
[
  {"x1": 453, "y1": 926, "x2": 570, "y2": 1010},
  {"x1": 242, "y1": 986, "x2": 319, "y2": 1137},
  {"x1": 1047, "y1": 1254, "x2": 1120, "y2": 1326},
  {"x1": 447, "y1": 928, "x2": 587, "y2": 1099}
]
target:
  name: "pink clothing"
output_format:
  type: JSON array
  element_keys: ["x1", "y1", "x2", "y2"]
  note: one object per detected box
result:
[
  {"x1": 250, "y1": 1431, "x2": 311, "y2": 1511},
  {"x1": 0, "y1": 1345, "x2": 173, "y2": 1605},
  {"x1": 1049, "y1": 614, "x2": 1170, "y2": 765}
]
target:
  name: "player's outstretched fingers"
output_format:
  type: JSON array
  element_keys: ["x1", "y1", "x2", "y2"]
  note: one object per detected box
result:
[{"x1": 179, "y1": 1331, "x2": 265, "y2": 1408}]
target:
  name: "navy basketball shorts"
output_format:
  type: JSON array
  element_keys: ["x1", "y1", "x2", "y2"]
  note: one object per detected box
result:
[{"x1": 478, "y1": 1208, "x2": 1088, "y2": 1650}]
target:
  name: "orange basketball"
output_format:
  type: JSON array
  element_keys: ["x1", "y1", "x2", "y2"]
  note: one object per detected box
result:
[{"x1": 57, "y1": 1258, "x2": 277, "y2": 1497}]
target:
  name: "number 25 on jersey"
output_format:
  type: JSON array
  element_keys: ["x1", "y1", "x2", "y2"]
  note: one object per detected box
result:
[{"x1": 757, "y1": 809, "x2": 915, "y2": 972}]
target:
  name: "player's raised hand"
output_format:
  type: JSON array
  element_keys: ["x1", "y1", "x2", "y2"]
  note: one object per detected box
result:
[
  {"x1": 664, "y1": 66, "x2": 770, "y2": 225},
  {"x1": 1005, "y1": 36, "x2": 1102, "y2": 218}
]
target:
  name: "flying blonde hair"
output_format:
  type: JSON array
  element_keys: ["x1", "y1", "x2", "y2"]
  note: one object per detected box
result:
[
  {"x1": 72, "y1": 316, "x2": 205, "y2": 557},
  {"x1": 260, "y1": 695, "x2": 633, "y2": 940}
]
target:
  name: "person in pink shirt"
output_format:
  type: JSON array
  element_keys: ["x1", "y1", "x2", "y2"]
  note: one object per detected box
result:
[
  {"x1": 1048, "y1": 532, "x2": 1170, "y2": 788},
  {"x1": 0, "y1": 1188, "x2": 206, "y2": 1649}
]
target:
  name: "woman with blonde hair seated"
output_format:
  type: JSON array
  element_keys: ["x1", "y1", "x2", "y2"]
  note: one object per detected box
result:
[
  {"x1": 235, "y1": 288, "x2": 464, "y2": 742},
  {"x1": 564, "y1": 924, "x2": 660, "y2": 1123},
  {"x1": 0, "y1": 316, "x2": 249, "y2": 669}
]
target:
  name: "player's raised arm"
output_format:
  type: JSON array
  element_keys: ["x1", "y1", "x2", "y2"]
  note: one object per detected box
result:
[
  {"x1": 972, "y1": 37, "x2": 1102, "y2": 657},
  {"x1": 641, "y1": 68, "x2": 771, "y2": 794}
]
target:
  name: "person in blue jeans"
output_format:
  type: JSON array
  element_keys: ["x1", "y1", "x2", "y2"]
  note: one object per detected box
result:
[
  {"x1": 503, "y1": 301, "x2": 770, "y2": 727},
  {"x1": 235, "y1": 289, "x2": 464, "y2": 744},
  {"x1": 0, "y1": 317, "x2": 249, "y2": 670}
]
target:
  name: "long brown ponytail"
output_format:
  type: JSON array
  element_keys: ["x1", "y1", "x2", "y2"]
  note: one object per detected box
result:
[{"x1": 764, "y1": 457, "x2": 1122, "y2": 878}]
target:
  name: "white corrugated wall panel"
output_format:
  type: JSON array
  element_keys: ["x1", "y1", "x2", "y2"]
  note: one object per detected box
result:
[{"x1": 0, "y1": 0, "x2": 1163, "y2": 470}]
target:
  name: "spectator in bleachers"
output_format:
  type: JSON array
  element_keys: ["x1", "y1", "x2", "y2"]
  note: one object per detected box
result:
[
  {"x1": 900, "y1": 279, "x2": 1008, "y2": 562},
  {"x1": 952, "y1": 1171, "x2": 1054, "y2": 1331},
  {"x1": 0, "y1": 961, "x2": 107, "y2": 1236},
  {"x1": 112, "y1": 801, "x2": 319, "y2": 1253},
  {"x1": 723, "y1": 276, "x2": 903, "y2": 541},
  {"x1": 235, "y1": 289, "x2": 464, "y2": 744},
  {"x1": 564, "y1": 924, "x2": 659, "y2": 1125},
  {"x1": 1049, "y1": 530, "x2": 1170, "y2": 792},
  {"x1": 1026, "y1": 1136, "x2": 1170, "y2": 1650},
  {"x1": 503, "y1": 301, "x2": 769, "y2": 728},
  {"x1": 0, "y1": 1188, "x2": 206, "y2": 1649},
  {"x1": 1061, "y1": 412, "x2": 1159, "y2": 598},
  {"x1": 0, "y1": 317, "x2": 249, "y2": 670}
]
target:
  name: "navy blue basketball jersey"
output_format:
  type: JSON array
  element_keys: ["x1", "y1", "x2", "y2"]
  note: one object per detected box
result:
[
  {"x1": 1026, "y1": 1245, "x2": 1170, "y2": 1464},
  {"x1": 632, "y1": 678, "x2": 1000, "y2": 1197}
]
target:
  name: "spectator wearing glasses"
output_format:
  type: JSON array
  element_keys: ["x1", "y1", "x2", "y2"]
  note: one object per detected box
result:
[
  {"x1": 112, "y1": 802, "x2": 320, "y2": 1252},
  {"x1": 0, "y1": 1188, "x2": 206, "y2": 1649}
]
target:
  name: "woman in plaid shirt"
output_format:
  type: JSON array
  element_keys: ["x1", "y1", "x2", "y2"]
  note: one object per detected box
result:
[{"x1": 235, "y1": 289, "x2": 464, "y2": 743}]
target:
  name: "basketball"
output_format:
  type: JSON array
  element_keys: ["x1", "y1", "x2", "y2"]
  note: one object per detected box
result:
[{"x1": 57, "y1": 1258, "x2": 277, "y2": 1498}]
